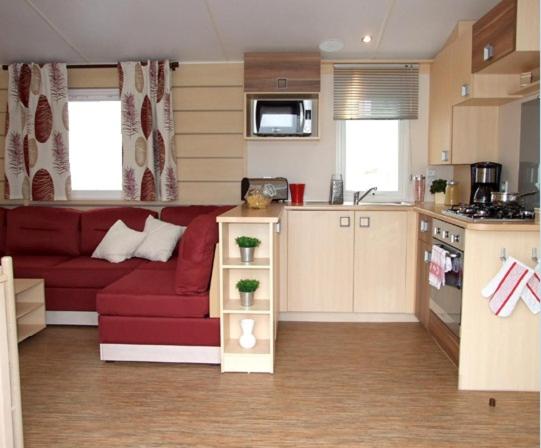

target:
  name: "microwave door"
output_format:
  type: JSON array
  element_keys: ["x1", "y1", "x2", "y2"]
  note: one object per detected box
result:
[{"x1": 256, "y1": 101, "x2": 301, "y2": 135}]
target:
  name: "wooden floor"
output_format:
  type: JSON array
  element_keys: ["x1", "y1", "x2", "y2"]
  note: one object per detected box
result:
[{"x1": 18, "y1": 323, "x2": 539, "y2": 447}]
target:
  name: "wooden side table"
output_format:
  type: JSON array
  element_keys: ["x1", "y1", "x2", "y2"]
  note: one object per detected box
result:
[{"x1": 14, "y1": 279, "x2": 46, "y2": 343}]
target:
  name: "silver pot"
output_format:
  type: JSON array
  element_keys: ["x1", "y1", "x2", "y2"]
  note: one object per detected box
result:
[
  {"x1": 239, "y1": 246, "x2": 255, "y2": 263},
  {"x1": 239, "y1": 291, "x2": 254, "y2": 308},
  {"x1": 490, "y1": 191, "x2": 537, "y2": 205}
]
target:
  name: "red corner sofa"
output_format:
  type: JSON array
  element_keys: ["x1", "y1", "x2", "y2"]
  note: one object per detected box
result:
[{"x1": 1, "y1": 204, "x2": 232, "y2": 364}]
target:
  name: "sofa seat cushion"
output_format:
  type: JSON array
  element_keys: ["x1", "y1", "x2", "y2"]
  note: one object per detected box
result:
[
  {"x1": 7, "y1": 206, "x2": 81, "y2": 256},
  {"x1": 44, "y1": 257, "x2": 147, "y2": 289},
  {"x1": 97, "y1": 269, "x2": 208, "y2": 318},
  {"x1": 80, "y1": 207, "x2": 157, "y2": 255},
  {"x1": 12, "y1": 255, "x2": 72, "y2": 278}
]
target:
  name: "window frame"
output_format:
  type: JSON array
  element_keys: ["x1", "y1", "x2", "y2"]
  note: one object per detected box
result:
[
  {"x1": 336, "y1": 120, "x2": 411, "y2": 203},
  {"x1": 68, "y1": 88, "x2": 122, "y2": 200}
]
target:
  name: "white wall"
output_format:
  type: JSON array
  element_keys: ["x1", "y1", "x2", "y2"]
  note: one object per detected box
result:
[{"x1": 247, "y1": 63, "x2": 452, "y2": 202}]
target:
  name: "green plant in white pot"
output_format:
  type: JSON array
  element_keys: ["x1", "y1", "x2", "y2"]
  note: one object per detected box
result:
[
  {"x1": 236, "y1": 279, "x2": 259, "y2": 308},
  {"x1": 430, "y1": 179, "x2": 447, "y2": 205},
  {"x1": 235, "y1": 236, "x2": 261, "y2": 263}
]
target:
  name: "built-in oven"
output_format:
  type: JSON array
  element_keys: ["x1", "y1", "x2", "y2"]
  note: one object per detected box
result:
[{"x1": 429, "y1": 219, "x2": 465, "y2": 338}]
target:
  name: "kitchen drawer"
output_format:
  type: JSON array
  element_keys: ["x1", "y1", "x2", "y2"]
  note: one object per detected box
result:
[{"x1": 472, "y1": 0, "x2": 517, "y2": 73}]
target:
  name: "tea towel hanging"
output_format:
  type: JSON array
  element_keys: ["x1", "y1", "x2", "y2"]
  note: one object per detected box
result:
[
  {"x1": 429, "y1": 245, "x2": 452, "y2": 289},
  {"x1": 481, "y1": 257, "x2": 534, "y2": 317}
]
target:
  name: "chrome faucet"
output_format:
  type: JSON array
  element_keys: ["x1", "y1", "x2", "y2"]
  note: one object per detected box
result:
[{"x1": 353, "y1": 186, "x2": 378, "y2": 204}]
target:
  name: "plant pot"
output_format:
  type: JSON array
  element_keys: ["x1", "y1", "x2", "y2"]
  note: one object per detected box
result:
[
  {"x1": 434, "y1": 192, "x2": 445, "y2": 204},
  {"x1": 239, "y1": 246, "x2": 255, "y2": 263},
  {"x1": 239, "y1": 291, "x2": 254, "y2": 308},
  {"x1": 239, "y1": 318, "x2": 256, "y2": 349}
]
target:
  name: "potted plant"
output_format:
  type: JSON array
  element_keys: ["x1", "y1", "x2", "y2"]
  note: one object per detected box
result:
[
  {"x1": 235, "y1": 236, "x2": 261, "y2": 263},
  {"x1": 430, "y1": 179, "x2": 447, "y2": 205},
  {"x1": 236, "y1": 279, "x2": 260, "y2": 308}
]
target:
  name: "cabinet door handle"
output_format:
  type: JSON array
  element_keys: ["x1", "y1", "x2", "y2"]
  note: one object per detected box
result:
[
  {"x1": 339, "y1": 216, "x2": 350, "y2": 227},
  {"x1": 277, "y1": 78, "x2": 288, "y2": 89},
  {"x1": 424, "y1": 250, "x2": 432, "y2": 263},
  {"x1": 483, "y1": 44, "x2": 494, "y2": 61},
  {"x1": 359, "y1": 217, "x2": 370, "y2": 228},
  {"x1": 441, "y1": 150, "x2": 449, "y2": 162},
  {"x1": 420, "y1": 220, "x2": 428, "y2": 232},
  {"x1": 461, "y1": 83, "x2": 470, "y2": 97}
]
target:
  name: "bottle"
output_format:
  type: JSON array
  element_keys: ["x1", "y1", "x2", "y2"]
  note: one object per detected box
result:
[
  {"x1": 444, "y1": 180, "x2": 460, "y2": 206},
  {"x1": 329, "y1": 174, "x2": 344, "y2": 204}
]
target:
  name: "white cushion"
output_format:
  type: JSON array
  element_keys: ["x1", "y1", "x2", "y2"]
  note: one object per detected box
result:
[
  {"x1": 134, "y1": 215, "x2": 186, "y2": 262},
  {"x1": 91, "y1": 220, "x2": 146, "y2": 263}
]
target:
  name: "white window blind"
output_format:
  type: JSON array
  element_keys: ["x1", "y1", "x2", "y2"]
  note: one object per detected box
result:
[{"x1": 333, "y1": 64, "x2": 419, "y2": 120}]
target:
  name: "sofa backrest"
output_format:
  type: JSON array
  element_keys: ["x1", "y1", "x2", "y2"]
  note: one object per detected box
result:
[
  {"x1": 160, "y1": 206, "x2": 222, "y2": 227},
  {"x1": 80, "y1": 207, "x2": 158, "y2": 255},
  {"x1": 7, "y1": 206, "x2": 81, "y2": 256}
]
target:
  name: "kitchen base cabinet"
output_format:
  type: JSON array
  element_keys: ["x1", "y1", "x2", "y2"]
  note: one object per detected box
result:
[
  {"x1": 287, "y1": 210, "x2": 354, "y2": 312},
  {"x1": 353, "y1": 211, "x2": 410, "y2": 313},
  {"x1": 415, "y1": 240, "x2": 432, "y2": 328},
  {"x1": 428, "y1": 311, "x2": 460, "y2": 366}
]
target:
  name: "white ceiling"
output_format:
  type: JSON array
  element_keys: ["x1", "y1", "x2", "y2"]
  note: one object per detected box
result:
[{"x1": 0, "y1": 0, "x2": 500, "y2": 64}]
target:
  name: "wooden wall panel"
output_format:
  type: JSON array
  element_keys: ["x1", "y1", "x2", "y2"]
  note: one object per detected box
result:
[
  {"x1": 173, "y1": 64, "x2": 243, "y2": 87},
  {"x1": 175, "y1": 111, "x2": 244, "y2": 134},
  {"x1": 173, "y1": 87, "x2": 243, "y2": 111},
  {"x1": 0, "y1": 91, "x2": 6, "y2": 112},
  {"x1": 68, "y1": 68, "x2": 117, "y2": 89},
  {"x1": 177, "y1": 181, "x2": 240, "y2": 205},
  {"x1": 178, "y1": 159, "x2": 244, "y2": 182},
  {"x1": 176, "y1": 134, "x2": 244, "y2": 158}
]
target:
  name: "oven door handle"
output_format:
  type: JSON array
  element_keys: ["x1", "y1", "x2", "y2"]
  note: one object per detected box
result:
[{"x1": 435, "y1": 243, "x2": 461, "y2": 259}]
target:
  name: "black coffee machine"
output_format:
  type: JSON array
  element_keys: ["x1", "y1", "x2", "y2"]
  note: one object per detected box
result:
[{"x1": 470, "y1": 162, "x2": 502, "y2": 204}]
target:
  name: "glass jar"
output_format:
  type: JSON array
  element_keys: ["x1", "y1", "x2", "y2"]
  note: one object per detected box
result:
[
  {"x1": 245, "y1": 185, "x2": 273, "y2": 209},
  {"x1": 444, "y1": 180, "x2": 460, "y2": 206}
]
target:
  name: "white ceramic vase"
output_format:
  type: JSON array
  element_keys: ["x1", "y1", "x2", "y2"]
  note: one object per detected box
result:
[{"x1": 239, "y1": 318, "x2": 256, "y2": 349}]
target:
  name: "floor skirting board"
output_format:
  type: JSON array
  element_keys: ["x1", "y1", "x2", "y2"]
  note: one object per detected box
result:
[
  {"x1": 46, "y1": 311, "x2": 98, "y2": 326},
  {"x1": 100, "y1": 344, "x2": 221, "y2": 364},
  {"x1": 278, "y1": 312, "x2": 419, "y2": 323}
]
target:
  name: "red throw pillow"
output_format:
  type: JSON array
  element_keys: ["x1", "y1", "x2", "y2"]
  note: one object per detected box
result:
[{"x1": 175, "y1": 213, "x2": 219, "y2": 295}]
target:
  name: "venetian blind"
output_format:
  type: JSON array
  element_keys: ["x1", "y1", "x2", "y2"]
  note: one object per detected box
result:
[{"x1": 333, "y1": 64, "x2": 419, "y2": 120}]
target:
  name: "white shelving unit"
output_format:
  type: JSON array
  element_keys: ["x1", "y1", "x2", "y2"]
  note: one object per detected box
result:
[
  {"x1": 217, "y1": 205, "x2": 282, "y2": 374},
  {"x1": 14, "y1": 279, "x2": 46, "y2": 343}
]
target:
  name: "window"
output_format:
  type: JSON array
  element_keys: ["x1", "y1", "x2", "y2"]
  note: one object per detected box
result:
[
  {"x1": 68, "y1": 89, "x2": 122, "y2": 199},
  {"x1": 337, "y1": 120, "x2": 410, "y2": 201}
]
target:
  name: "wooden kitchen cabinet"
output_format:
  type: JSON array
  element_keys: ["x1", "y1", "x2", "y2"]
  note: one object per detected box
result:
[
  {"x1": 353, "y1": 211, "x2": 409, "y2": 313},
  {"x1": 287, "y1": 210, "x2": 354, "y2": 312},
  {"x1": 472, "y1": 0, "x2": 539, "y2": 74},
  {"x1": 244, "y1": 52, "x2": 321, "y2": 93}
]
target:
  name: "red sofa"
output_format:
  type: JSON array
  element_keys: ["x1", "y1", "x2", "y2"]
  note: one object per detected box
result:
[{"x1": 2, "y1": 204, "x2": 230, "y2": 363}]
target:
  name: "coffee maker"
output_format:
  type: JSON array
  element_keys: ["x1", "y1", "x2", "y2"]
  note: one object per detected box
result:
[{"x1": 470, "y1": 162, "x2": 502, "y2": 204}]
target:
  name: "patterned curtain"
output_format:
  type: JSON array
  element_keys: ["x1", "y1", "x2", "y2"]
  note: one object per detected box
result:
[
  {"x1": 4, "y1": 63, "x2": 71, "y2": 200},
  {"x1": 119, "y1": 60, "x2": 177, "y2": 201}
]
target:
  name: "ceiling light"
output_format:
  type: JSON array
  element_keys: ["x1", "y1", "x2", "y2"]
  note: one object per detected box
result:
[
  {"x1": 361, "y1": 35, "x2": 372, "y2": 44},
  {"x1": 319, "y1": 39, "x2": 344, "y2": 53}
]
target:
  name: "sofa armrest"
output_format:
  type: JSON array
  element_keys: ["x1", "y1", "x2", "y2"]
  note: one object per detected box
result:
[{"x1": 209, "y1": 244, "x2": 220, "y2": 318}]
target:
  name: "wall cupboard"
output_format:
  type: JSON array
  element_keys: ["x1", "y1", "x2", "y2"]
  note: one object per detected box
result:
[
  {"x1": 472, "y1": 0, "x2": 540, "y2": 74},
  {"x1": 286, "y1": 209, "x2": 413, "y2": 314}
]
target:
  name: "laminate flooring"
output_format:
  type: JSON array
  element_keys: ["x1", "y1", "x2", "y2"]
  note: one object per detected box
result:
[{"x1": 18, "y1": 323, "x2": 539, "y2": 448}]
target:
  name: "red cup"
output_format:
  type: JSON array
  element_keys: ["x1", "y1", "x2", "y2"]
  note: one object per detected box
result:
[{"x1": 289, "y1": 183, "x2": 305, "y2": 205}]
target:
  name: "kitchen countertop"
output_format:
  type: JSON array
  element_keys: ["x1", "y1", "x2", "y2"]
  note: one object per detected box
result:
[{"x1": 284, "y1": 201, "x2": 539, "y2": 232}]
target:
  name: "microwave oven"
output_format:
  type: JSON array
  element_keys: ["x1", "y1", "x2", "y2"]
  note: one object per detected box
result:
[{"x1": 248, "y1": 98, "x2": 316, "y2": 137}]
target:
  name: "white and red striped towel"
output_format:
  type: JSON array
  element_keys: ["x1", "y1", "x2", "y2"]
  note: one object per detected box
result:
[
  {"x1": 429, "y1": 245, "x2": 452, "y2": 290},
  {"x1": 482, "y1": 257, "x2": 534, "y2": 317}
]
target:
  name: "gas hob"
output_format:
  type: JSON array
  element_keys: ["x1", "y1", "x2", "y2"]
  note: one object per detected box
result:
[{"x1": 442, "y1": 203, "x2": 535, "y2": 222}]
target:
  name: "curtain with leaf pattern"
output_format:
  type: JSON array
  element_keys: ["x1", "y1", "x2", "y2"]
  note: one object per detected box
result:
[
  {"x1": 4, "y1": 63, "x2": 71, "y2": 200},
  {"x1": 119, "y1": 60, "x2": 177, "y2": 201}
]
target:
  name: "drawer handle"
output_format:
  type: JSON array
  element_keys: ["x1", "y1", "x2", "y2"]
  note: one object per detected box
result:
[
  {"x1": 424, "y1": 250, "x2": 432, "y2": 264},
  {"x1": 339, "y1": 216, "x2": 350, "y2": 227},
  {"x1": 359, "y1": 217, "x2": 370, "y2": 228},
  {"x1": 483, "y1": 44, "x2": 494, "y2": 61}
]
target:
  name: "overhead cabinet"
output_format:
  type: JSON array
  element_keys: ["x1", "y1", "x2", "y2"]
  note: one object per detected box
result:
[
  {"x1": 244, "y1": 52, "x2": 321, "y2": 92},
  {"x1": 472, "y1": 0, "x2": 540, "y2": 74}
]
